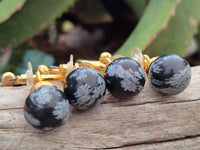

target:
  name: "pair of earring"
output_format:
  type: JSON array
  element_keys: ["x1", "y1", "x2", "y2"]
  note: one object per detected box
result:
[
  {"x1": 77, "y1": 47, "x2": 191, "y2": 98},
  {"x1": 1, "y1": 48, "x2": 191, "y2": 131},
  {"x1": 1, "y1": 56, "x2": 106, "y2": 131}
]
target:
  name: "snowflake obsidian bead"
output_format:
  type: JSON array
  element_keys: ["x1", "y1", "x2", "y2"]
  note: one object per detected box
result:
[
  {"x1": 64, "y1": 67, "x2": 106, "y2": 110},
  {"x1": 149, "y1": 54, "x2": 191, "y2": 95},
  {"x1": 104, "y1": 57, "x2": 146, "y2": 99},
  {"x1": 24, "y1": 86, "x2": 70, "y2": 131}
]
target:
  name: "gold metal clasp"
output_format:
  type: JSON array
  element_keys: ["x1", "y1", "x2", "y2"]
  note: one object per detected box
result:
[
  {"x1": 75, "y1": 52, "x2": 123, "y2": 72},
  {"x1": 1, "y1": 62, "x2": 67, "y2": 86}
]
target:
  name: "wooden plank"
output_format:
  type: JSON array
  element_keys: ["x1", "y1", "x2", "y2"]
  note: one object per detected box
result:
[
  {"x1": 0, "y1": 66, "x2": 200, "y2": 150},
  {"x1": 118, "y1": 137, "x2": 200, "y2": 150}
]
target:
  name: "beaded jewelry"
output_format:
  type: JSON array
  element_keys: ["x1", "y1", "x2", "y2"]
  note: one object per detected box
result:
[
  {"x1": 24, "y1": 71, "x2": 70, "y2": 131},
  {"x1": 1, "y1": 49, "x2": 191, "y2": 131},
  {"x1": 38, "y1": 55, "x2": 106, "y2": 110},
  {"x1": 77, "y1": 48, "x2": 146, "y2": 99},
  {"x1": 76, "y1": 47, "x2": 191, "y2": 96},
  {"x1": 148, "y1": 54, "x2": 191, "y2": 95}
]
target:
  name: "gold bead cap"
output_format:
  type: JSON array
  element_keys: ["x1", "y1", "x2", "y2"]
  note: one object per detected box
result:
[{"x1": 29, "y1": 81, "x2": 56, "y2": 94}]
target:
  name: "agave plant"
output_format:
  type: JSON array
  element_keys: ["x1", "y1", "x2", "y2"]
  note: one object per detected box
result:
[{"x1": 0, "y1": 0, "x2": 200, "y2": 74}]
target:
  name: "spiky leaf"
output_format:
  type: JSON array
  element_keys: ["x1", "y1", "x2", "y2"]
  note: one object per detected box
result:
[
  {"x1": 0, "y1": 0, "x2": 26, "y2": 24},
  {"x1": 0, "y1": 0, "x2": 75, "y2": 51},
  {"x1": 116, "y1": 0, "x2": 179, "y2": 56},
  {"x1": 144, "y1": 0, "x2": 200, "y2": 57}
]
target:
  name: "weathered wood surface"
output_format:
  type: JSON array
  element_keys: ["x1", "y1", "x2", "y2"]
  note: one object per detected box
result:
[{"x1": 0, "y1": 66, "x2": 200, "y2": 150}]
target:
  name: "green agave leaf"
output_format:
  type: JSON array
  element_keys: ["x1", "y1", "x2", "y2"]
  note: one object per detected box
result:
[
  {"x1": 14, "y1": 49, "x2": 55, "y2": 74},
  {"x1": 196, "y1": 25, "x2": 200, "y2": 58},
  {"x1": 0, "y1": 0, "x2": 75, "y2": 51},
  {"x1": 0, "y1": 0, "x2": 26, "y2": 24},
  {"x1": 115, "y1": 0, "x2": 179, "y2": 57},
  {"x1": 144, "y1": 0, "x2": 200, "y2": 57}
]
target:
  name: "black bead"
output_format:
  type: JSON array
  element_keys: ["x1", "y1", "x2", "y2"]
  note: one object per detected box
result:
[
  {"x1": 24, "y1": 86, "x2": 70, "y2": 131},
  {"x1": 104, "y1": 57, "x2": 146, "y2": 99},
  {"x1": 64, "y1": 67, "x2": 106, "y2": 110},
  {"x1": 149, "y1": 54, "x2": 191, "y2": 95}
]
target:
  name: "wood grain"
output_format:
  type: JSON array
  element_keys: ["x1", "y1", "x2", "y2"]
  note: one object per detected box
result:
[{"x1": 0, "y1": 66, "x2": 200, "y2": 150}]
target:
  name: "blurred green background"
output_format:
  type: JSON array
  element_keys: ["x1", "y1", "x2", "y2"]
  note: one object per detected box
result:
[{"x1": 0, "y1": 0, "x2": 200, "y2": 76}]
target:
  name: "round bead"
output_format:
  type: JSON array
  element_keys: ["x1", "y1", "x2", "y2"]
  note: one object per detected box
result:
[
  {"x1": 64, "y1": 67, "x2": 106, "y2": 110},
  {"x1": 24, "y1": 86, "x2": 70, "y2": 131},
  {"x1": 104, "y1": 57, "x2": 146, "y2": 99},
  {"x1": 149, "y1": 54, "x2": 191, "y2": 95}
]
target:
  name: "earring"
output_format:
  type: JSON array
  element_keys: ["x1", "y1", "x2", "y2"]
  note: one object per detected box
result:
[
  {"x1": 77, "y1": 48, "x2": 146, "y2": 99},
  {"x1": 147, "y1": 54, "x2": 191, "y2": 95},
  {"x1": 104, "y1": 57, "x2": 146, "y2": 99},
  {"x1": 37, "y1": 55, "x2": 106, "y2": 111},
  {"x1": 1, "y1": 63, "x2": 70, "y2": 131},
  {"x1": 64, "y1": 66, "x2": 106, "y2": 110},
  {"x1": 24, "y1": 71, "x2": 70, "y2": 131}
]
